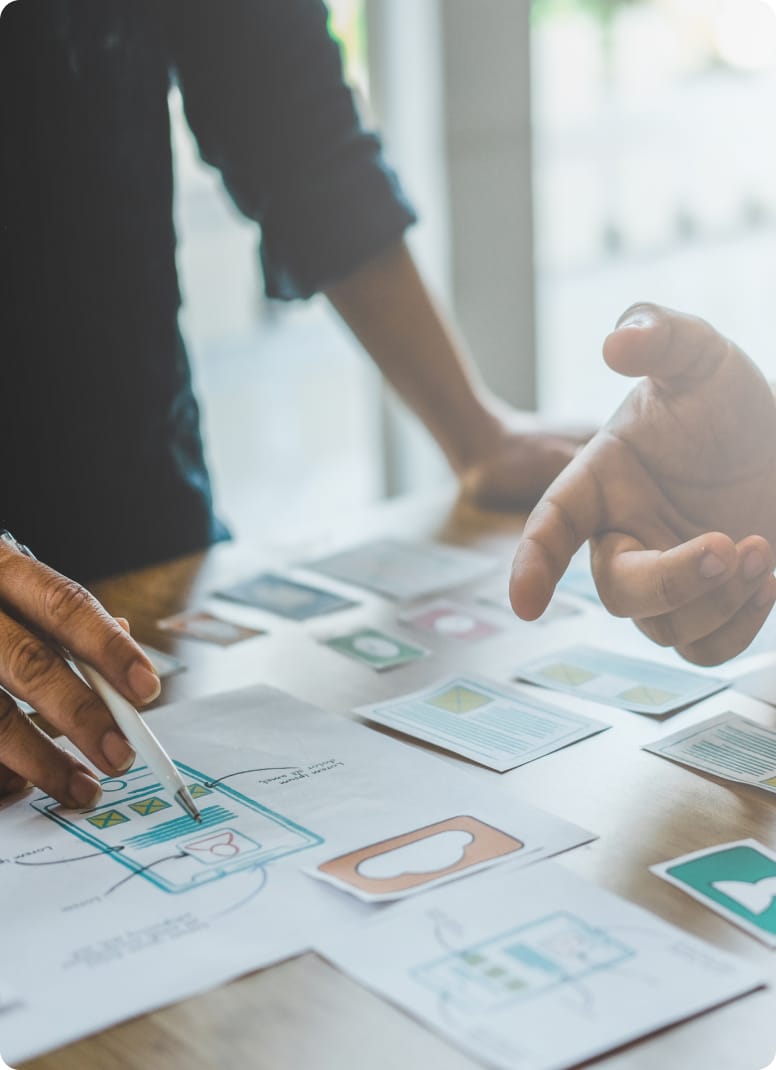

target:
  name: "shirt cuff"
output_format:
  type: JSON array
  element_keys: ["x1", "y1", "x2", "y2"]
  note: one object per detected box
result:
[{"x1": 259, "y1": 134, "x2": 418, "y2": 301}]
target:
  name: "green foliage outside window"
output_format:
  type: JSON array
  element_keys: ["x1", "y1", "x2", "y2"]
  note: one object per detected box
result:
[
  {"x1": 327, "y1": 0, "x2": 368, "y2": 91},
  {"x1": 532, "y1": 0, "x2": 642, "y2": 25}
]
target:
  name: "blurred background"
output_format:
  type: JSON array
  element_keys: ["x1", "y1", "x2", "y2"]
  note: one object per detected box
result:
[{"x1": 171, "y1": 0, "x2": 776, "y2": 541}]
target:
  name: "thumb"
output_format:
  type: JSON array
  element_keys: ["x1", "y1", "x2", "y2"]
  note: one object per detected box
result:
[
  {"x1": 509, "y1": 444, "x2": 605, "y2": 620},
  {"x1": 603, "y1": 303, "x2": 729, "y2": 386}
]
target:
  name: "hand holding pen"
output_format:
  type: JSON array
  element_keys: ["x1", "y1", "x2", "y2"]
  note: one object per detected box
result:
[{"x1": 0, "y1": 531, "x2": 163, "y2": 810}]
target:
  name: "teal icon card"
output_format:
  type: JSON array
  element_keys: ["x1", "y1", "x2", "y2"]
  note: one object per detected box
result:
[
  {"x1": 652, "y1": 839, "x2": 776, "y2": 946},
  {"x1": 322, "y1": 628, "x2": 428, "y2": 671}
]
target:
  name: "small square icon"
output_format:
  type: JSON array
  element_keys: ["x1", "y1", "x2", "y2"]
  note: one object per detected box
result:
[
  {"x1": 618, "y1": 685, "x2": 677, "y2": 707},
  {"x1": 539, "y1": 663, "x2": 596, "y2": 687},
  {"x1": 129, "y1": 796, "x2": 171, "y2": 817},
  {"x1": 188, "y1": 783, "x2": 212, "y2": 799},
  {"x1": 87, "y1": 809, "x2": 129, "y2": 829},
  {"x1": 428, "y1": 685, "x2": 491, "y2": 714}
]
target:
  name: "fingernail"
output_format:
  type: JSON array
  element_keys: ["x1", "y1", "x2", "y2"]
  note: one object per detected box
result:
[
  {"x1": 102, "y1": 730, "x2": 135, "y2": 772},
  {"x1": 615, "y1": 305, "x2": 655, "y2": 330},
  {"x1": 128, "y1": 660, "x2": 161, "y2": 704},
  {"x1": 744, "y1": 550, "x2": 768, "y2": 580},
  {"x1": 69, "y1": 771, "x2": 102, "y2": 808},
  {"x1": 700, "y1": 552, "x2": 727, "y2": 579}
]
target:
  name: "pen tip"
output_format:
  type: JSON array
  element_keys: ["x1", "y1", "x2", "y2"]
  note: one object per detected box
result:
[{"x1": 175, "y1": 787, "x2": 203, "y2": 824}]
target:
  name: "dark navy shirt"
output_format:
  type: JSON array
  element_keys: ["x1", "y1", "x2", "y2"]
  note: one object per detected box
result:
[{"x1": 0, "y1": 0, "x2": 415, "y2": 581}]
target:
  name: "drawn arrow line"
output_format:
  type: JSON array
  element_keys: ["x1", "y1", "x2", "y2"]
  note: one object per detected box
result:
[
  {"x1": 14, "y1": 846, "x2": 126, "y2": 866},
  {"x1": 204, "y1": 767, "x2": 301, "y2": 787},
  {"x1": 209, "y1": 865, "x2": 268, "y2": 921},
  {"x1": 103, "y1": 850, "x2": 187, "y2": 896}
]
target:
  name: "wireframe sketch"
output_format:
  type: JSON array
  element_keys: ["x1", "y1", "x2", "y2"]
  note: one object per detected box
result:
[
  {"x1": 31, "y1": 763, "x2": 322, "y2": 894},
  {"x1": 413, "y1": 911, "x2": 634, "y2": 1011}
]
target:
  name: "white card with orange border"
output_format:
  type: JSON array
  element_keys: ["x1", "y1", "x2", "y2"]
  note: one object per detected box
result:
[{"x1": 309, "y1": 814, "x2": 578, "y2": 903}]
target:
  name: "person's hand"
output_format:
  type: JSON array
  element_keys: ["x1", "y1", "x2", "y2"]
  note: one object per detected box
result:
[
  {"x1": 458, "y1": 405, "x2": 593, "y2": 511},
  {"x1": 0, "y1": 544, "x2": 160, "y2": 806},
  {"x1": 509, "y1": 303, "x2": 776, "y2": 665}
]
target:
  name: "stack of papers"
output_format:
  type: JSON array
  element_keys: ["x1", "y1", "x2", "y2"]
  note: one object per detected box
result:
[{"x1": 0, "y1": 685, "x2": 592, "y2": 1065}]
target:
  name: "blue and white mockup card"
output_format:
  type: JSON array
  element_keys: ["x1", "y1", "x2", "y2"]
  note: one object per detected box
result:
[
  {"x1": 516, "y1": 645, "x2": 727, "y2": 716},
  {"x1": 216, "y1": 572, "x2": 355, "y2": 620},
  {"x1": 306, "y1": 538, "x2": 497, "y2": 601},
  {"x1": 358, "y1": 673, "x2": 609, "y2": 772}
]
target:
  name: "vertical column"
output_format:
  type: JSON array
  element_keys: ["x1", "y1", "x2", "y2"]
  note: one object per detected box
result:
[
  {"x1": 364, "y1": 0, "x2": 536, "y2": 496},
  {"x1": 365, "y1": 0, "x2": 451, "y2": 495},
  {"x1": 441, "y1": 0, "x2": 537, "y2": 409}
]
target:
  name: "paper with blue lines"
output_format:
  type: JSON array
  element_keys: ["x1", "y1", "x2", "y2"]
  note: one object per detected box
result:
[{"x1": 0, "y1": 684, "x2": 590, "y2": 1066}]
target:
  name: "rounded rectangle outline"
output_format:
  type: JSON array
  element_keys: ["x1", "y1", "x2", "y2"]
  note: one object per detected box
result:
[{"x1": 317, "y1": 815, "x2": 524, "y2": 895}]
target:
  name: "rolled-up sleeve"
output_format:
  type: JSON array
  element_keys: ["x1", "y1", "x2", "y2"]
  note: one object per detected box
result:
[{"x1": 166, "y1": 0, "x2": 417, "y2": 299}]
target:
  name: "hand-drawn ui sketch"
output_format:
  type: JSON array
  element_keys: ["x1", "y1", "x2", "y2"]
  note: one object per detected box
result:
[
  {"x1": 318, "y1": 862, "x2": 763, "y2": 1070},
  {"x1": 31, "y1": 763, "x2": 322, "y2": 894},
  {"x1": 0, "y1": 684, "x2": 594, "y2": 1068},
  {"x1": 413, "y1": 911, "x2": 633, "y2": 1011}
]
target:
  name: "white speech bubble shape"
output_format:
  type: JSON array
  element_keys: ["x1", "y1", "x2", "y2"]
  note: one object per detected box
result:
[
  {"x1": 353, "y1": 635, "x2": 401, "y2": 659},
  {"x1": 711, "y1": 875, "x2": 776, "y2": 915},
  {"x1": 356, "y1": 829, "x2": 474, "y2": 881},
  {"x1": 434, "y1": 613, "x2": 477, "y2": 636}
]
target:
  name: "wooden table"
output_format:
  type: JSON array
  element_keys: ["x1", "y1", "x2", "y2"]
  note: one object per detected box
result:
[{"x1": 21, "y1": 491, "x2": 776, "y2": 1070}]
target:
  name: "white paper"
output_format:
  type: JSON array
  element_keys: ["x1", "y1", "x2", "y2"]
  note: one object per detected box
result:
[
  {"x1": 643, "y1": 711, "x2": 776, "y2": 792},
  {"x1": 317, "y1": 861, "x2": 762, "y2": 1070},
  {"x1": 0, "y1": 686, "x2": 592, "y2": 1065},
  {"x1": 358, "y1": 674, "x2": 609, "y2": 772},
  {"x1": 306, "y1": 537, "x2": 497, "y2": 600}
]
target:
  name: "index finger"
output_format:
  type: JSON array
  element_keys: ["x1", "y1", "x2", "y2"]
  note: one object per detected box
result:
[
  {"x1": 0, "y1": 544, "x2": 160, "y2": 706},
  {"x1": 509, "y1": 446, "x2": 604, "y2": 620}
]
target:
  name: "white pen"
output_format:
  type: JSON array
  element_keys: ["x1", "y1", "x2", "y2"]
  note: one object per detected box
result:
[{"x1": 0, "y1": 532, "x2": 202, "y2": 823}]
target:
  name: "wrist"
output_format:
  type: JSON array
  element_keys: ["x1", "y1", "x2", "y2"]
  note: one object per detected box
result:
[{"x1": 445, "y1": 393, "x2": 513, "y2": 475}]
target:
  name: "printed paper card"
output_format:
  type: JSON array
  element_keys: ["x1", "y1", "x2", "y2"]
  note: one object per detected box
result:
[
  {"x1": 310, "y1": 817, "x2": 525, "y2": 902},
  {"x1": 157, "y1": 610, "x2": 266, "y2": 647},
  {"x1": 517, "y1": 644, "x2": 726, "y2": 715},
  {"x1": 358, "y1": 673, "x2": 609, "y2": 772},
  {"x1": 307, "y1": 538, "x2": 497, "y2": 601},
  {"x1": 652, "y1": 839, "x2": 776, "y2": 947},
  {"x1": 643, "y1": 711, "x2": 776, "y2": 792},
  {"x1": 216, "y1": 572, "x2": 355, "y2": 620},
  {"x1": 321, "y1": 628, "x2": 428, "y2": 671},
  {"x1": 399, "y1": 600, "x2": 502, "y2": 642}
]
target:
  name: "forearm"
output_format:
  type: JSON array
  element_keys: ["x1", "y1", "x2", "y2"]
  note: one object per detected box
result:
[{"x1": 325, "y1": 241, "x2": 506, "y2": 474}]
